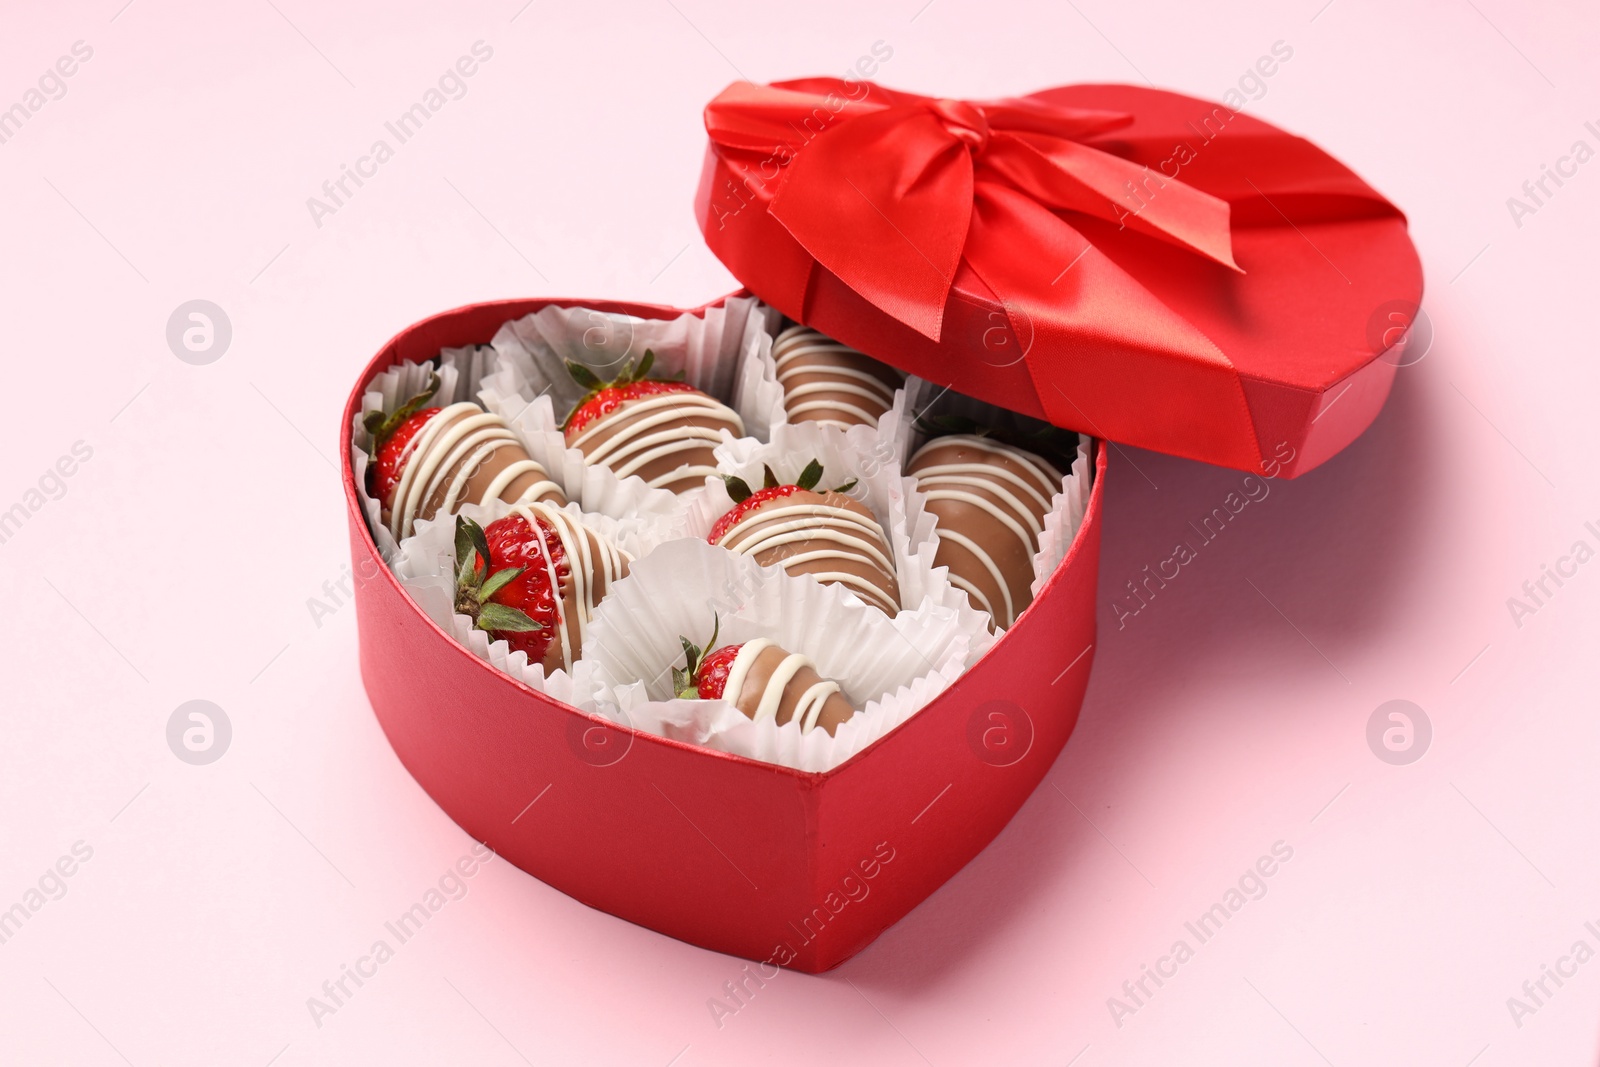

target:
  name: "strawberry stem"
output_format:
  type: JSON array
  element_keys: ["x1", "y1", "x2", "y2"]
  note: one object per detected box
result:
[
  {"x1": 452, "y1": 516, "x2": 541, "y2": 635},
  {"x1": 561, "y1": 349, "x2": 664, "y2": 430},
  {"x1": 365, "y1": 371, "x2": 441, "y2": 457},
  {"x1": 671, "y1": 614, "x2": 719, "y2": 699}
]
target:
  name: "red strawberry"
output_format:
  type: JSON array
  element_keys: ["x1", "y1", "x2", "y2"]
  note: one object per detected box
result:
[
  {"x1": 562, "y1": 350, "x2": 694, "y2": 436},
  {"x1": 363, "y1": 372, "x2": 442, "y2": 509},
  {"x1": 674, "y1": 617, "x2": 740, "y2": 700},
  {"x1": 452, "y1": 514, "x2": 553, "y2": 661},
  {"x1": 373, "y1": 407, "x2": 440, "y2": 508},
  {"x1": 693, "y1": 644, "x2": 742, "y2": 699},
  {"x1": 707, "y1": 460, "x2": 856, "y2": 544}
]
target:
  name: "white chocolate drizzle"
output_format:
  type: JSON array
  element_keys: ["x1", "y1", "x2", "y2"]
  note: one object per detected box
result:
[
  {"x1": 772, "y1": 325, "x2": 898, "y2": 429},
  {"x1": 717, "y1": 499, "x2": 900, "y2": 616},
  {"x1": 567, "y1": 392, "x2": 744, "y2": 490},
  {"x1": 723, "y1": 639, "x2": 842, "y2": 734},
  {"x1": 508, "y1": 502, "x2": 631, "y2": 672},
  {"x1": 388, "y1": 402, "x2": 562, "y2": 541},
  {"x1": 909, "y1": 434, "x2": 1064, "y2": 629}
]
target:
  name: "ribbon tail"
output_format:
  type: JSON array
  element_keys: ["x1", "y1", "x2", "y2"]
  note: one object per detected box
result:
[
  {"x1": 964, "y1": 181, "x2": 1263, "y2": 469},
  {"x1": 985, "y1": 132, "x2": 1240, "y2": 271}
]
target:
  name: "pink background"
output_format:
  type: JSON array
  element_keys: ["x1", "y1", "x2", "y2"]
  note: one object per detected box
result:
[{"x1": 2, "y1": 0, "x2": 1597, "y2": 1063}]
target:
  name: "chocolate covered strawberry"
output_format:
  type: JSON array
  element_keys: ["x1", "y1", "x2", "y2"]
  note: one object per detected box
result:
[
  {"x1": 708, "y1": 460, "x2": 899, "y2": 617},
  {"x1": 907, "y1": 430, "x2": 1067, "y2": 631},
  {"x1": 452, "y1": 507, "x2": 630, "y2": 673},
  {"x1": 365, "y1": 372, "x2": 442, "y2": 510},
  {"x1": 561, "y1": 351, "x2": 744, "y2": 495},
  {"x1": 562, "y1": 351, "x2": 692, "y2": 433},
  {"x1": 365, "y1": 370, "x2": 565, "y2": 540},
  {"x1": 771, "y1": 324, "x2": 904, "y2": 430},
  {"x1": 675, "y1": 620, "x2": 856, "y2": 736}
]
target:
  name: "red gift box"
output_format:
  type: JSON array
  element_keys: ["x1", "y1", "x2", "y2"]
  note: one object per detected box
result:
[{"x1": 342, "y1": 80, "x2": 1420, "y2": 972}]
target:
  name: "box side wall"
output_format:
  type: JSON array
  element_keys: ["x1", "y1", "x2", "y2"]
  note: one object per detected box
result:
[
  {"x1": 797, "y1": 445, "x2": 1107, "y2": 971},
  {"x1": 348, "y1": 507, "x2": 825, "y2": 961}
]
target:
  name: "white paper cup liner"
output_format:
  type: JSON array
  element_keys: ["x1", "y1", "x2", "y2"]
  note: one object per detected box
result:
[
  {"x1": 351, "y1": 345, "x2": 495, "y2": 563},
  {"x1": 583, "y1": 538, "x2": 973, "y2": 773},
  {"x1": 1033, "y1": 436, "x2": 1093, "y2": 598}
]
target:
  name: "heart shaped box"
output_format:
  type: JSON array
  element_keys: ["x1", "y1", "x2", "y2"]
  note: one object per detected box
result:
[
  {"x1": 343, "y1": 294, "x2": 1104, "y2": 974},
  {"x1": 341, "y1": 81, "x2": 1419, "y2": 973}
]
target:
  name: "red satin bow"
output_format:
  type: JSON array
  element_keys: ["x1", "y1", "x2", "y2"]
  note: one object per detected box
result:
[
  {"x1": 702, "y1": 78, "x2": 1401, "y2": 466},
  {"x1": 706, "y1": 79, "x2": 1243, "y2": 343}
]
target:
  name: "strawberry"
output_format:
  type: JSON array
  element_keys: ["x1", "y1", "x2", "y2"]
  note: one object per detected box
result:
[
  {"x1": 561, "y1": 350, "x2": 694, "y2": 436},
  {"x1": 674, "y1": 617, "x2": 741, "y2": 700},
  {"x1": 452, "y1": 514, "x2": 552, "y2": 661},
  {"x1": 707, "y1": 460, "x2": 857, "y2": 545},
  {"x1": 693, "y1": 645, "x2": 742, "y2": 699},
  {"x1": 363, "y1": 372, "x2": 442, "y2": 509}
]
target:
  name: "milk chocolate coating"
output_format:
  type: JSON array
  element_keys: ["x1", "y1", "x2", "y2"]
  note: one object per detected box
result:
[
  {"x1": 729, "y1": 642, "x2": 856, "y2": 737},
  {"x1": 907, "y1": 434, "x2": 1064, "y2": 630},
  {"x1": 566, "y1": 389, "x2": 743, "y2": 495},
  {"x1": 385, "y1": 403, "x2": 564, "y2": 539},
  {"x1": 419, "y1": 415, "x2": 563, "y2": 519},
  {"x1": 525, "y1": 504, "x2": 631, "y2": 674},
  {"x1": 772, "y1": 325, "x2": 903, "y2": 429},
  {"x1": 717, "y1": 489, "x2": 900, "y2": 616}
]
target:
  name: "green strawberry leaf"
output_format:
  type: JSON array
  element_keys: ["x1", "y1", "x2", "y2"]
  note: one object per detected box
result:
[
  {"x1": 466, "y1": 520, "x2": 492, "y2": 574},
  {"x1": 634, "y1": 349, "x2": 655, "y2": 381},
  {"x1": 795, "y1": 459, "x2": 824, "y2": 492},
  {"x1": 476, "y1": 566, "x2": 525, "y2": 602},
  {"x1": 679, "y1": 636, "x2": 702, "y2": 677},
  {"x1": 565, "y1": 360, "x2": 602, "y2": 390},
  {"x1": 722, "y1": 475, "x2": 752, "y2": 503},
  {"x1": 373, "y1": 372, "x2": 442, "y2": 443},
  {"x1": 831, "y1": 478, "x2": 858, "y2": 495},
  {"x1": 762, "y1": 464, "x2": 781, "y2": 490},
  {"x1": 397, "y1": 371, "x2": 441, "y2": 418},
  {"x1": 362, "y1": 410, "x2": 387, "y2": 460},
  {"x1": 454, "y1": 516, "x2": 484, "y2": 589},
  {"x1": 454, "y1": 516, "x2": 476, "y2": 569},
  {"x1": 476, "y1": 603, "x2": 542, "y2": 633},
  {"x1": 674, "y1": 613, "x2": 720, "y2": 698}
]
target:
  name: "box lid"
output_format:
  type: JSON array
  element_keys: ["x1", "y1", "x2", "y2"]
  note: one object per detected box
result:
[{"x1": 695, "y1": 78, "x2": 1423, "y2": 477}]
